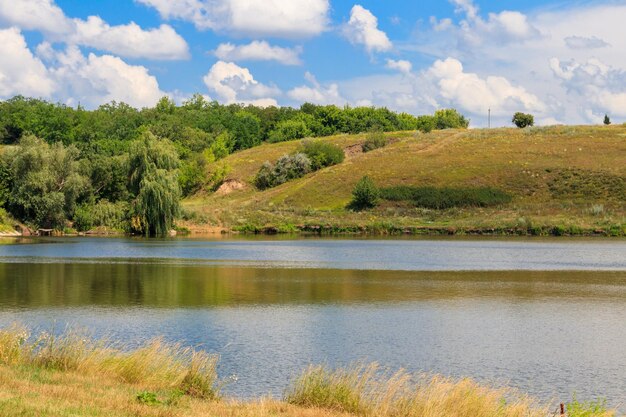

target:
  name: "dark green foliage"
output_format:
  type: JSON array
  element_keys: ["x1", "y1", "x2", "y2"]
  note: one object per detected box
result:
[
  {"x1": 73, "y1": 200, "x2": 129, "y2": 232},
  {"x1": 380, "y1": 186, "x2": 512, "y2": 209},
  {"x1": 512, "y1": 112, "x2": 534, "y2": 128},
  {"x1": 301, "y1": 140, "x2": 345, "y2": 170},
  {"x1": 128, "y1": 132, "x2": 181, "y2": 236},
  {"x1": 603, "y1": 114, "x2": 611, "y2": 125},
  {"x1": 547, "y1": 169, "x2": 625, "y2": 201},
  {"x1": 230, "y1": 111, "x2": 262, "y2": 150},
  {"x1": 362, "y1": 129, "x2": 387, "y2": 153},
  {"x1": 269, "y1": 119, "x2": 312, "y2": 143},
  {"x1": 3, "y1": 135, "x2": 91, "y2": 228},
  {"x1": 433, "y1": 109, "x2": 470, "y2": 129},
  {"x1": 349, "y1": 176, "x2": 380, "y2": 210},
  {"x1": 254, "y1": 153, "x2": 312, "y2": 190}
]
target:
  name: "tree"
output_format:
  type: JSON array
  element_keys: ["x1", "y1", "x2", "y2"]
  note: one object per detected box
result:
[
  {"x1": 433, "y1": 109, "x2": 470, "y2": 129},
  {"x1": 512, "y1": 112, "x2": 534, "y2": 128},
  {"x1": 128, "y1": 132, "x2": 181, "y2": 236},
  {"x1": 603, "y1": 114, "x2": 611, "y2": 125},
  {"x1": 4, "y1": 135, "x2": 90, "y2": 229},
  {"x1": 349, "y1": 176, "x2": 379, "y2": 211}
]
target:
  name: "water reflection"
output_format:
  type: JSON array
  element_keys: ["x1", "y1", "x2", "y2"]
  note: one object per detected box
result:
[{"x1": 1, "y1": 262, "x2": 625, "y2": 308}]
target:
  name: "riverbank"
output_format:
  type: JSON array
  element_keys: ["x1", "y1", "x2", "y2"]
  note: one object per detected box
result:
[{"x1": 0, "y1": 326, "x2": 617, "y2": 417}]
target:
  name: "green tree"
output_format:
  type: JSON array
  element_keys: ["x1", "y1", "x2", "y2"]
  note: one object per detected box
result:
[
  {"x1": 230, "y1": 111, "x2": 262, "y2": 150},
  {"x1": 128, "y1": 132, "x2": 181, "y2": 236},
  {"x1": 349, "y1": 176, "x2": 379, "y2": 210},
  {"x1": 269, "y1": 119, "x2": 312, "y2": 143},
  {"x1": 4, "y1": 135, "x2": 91, "y2": 229},
  {"x1": 512, "y1": 112, "x2": 534, "y2": 128},
  {"x1": 433, "y1": 109, "x2": 470, "y2": 129},
  {"x1": 603, "y1": 114, "x2": 611, "y2": 125}
]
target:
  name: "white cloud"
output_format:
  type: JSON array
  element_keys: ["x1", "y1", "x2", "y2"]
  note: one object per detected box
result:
[
  {"x1": 203, "y1": 61, "x2": 279, "y2": 107},
  {"x1": 0, "y1": 0, "x2": 71, "y2": 35},
  {"x1": 138, "y1": 0, "x2": 329, "y2": 39},
  {"x1": 386, "y1": 59, "x2": 412, "y2": 75},
  {"x1": 428, "y1": 58, "x2": 545, "y2": 116},
  {"x1": 0, "y1": 0, "x2": 189, "y2": 60},
  {"x1": 550, "y1": 57, "x2": 626, "y2": 118},
  {"x1": 0, "y1": 30, "x2": 165, "y2": 108},
  {"x1": 72, "y1": 16, "x2": 189, "y2": 60},
  {"x1": 0, "y1": 28, "x2": 55, "y2": 98},
  {"x1": 43, "y1": 45, "x2": 166, "y2": 108},
  {"x1": 343, "y1": 5, "x2": 392, "y2": 53},
  {"x1": 287, "y1": 72, "x2": 344, "y2": 105},
  {"x1": 214, "y1": 41, "x2": 302, "y2": 66}
]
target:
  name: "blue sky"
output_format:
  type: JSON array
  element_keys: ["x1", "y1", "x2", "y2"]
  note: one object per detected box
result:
[{"x1": 1, "y1": 0, "x2": 625, "y2": 126}]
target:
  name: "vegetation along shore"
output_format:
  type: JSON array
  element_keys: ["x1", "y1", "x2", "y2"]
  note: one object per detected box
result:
[
  {"x1": 0, "y1": 326, "x2": 617, "y2": 417},
  {"x1": 0, "y1": 96, "x2": 624, "y2": 237}
]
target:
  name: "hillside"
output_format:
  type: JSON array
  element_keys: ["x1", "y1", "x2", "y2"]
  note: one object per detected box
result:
[{"x1": 183, "y1": 125, "x2": 626, "y2": 235}]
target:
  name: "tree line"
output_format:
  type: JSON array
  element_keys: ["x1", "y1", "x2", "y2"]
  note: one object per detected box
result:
[{"x1": 0, "y1": 95, "x2": 469, "y2": 236}]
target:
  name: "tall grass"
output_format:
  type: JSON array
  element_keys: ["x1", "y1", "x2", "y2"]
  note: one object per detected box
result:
[
  {"x1": 285, "y1": 364, "x2": 616, "y2": 417},
  {"x1": 0, "y1": 325, "x2": 219, "y2": 399},
  {"x1": 380, "y1": 185, "x2": 512, "y2": 209}
]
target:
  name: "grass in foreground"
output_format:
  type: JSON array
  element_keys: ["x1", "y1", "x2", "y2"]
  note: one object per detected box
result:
[{"x1": 0, "y1": 326, "x2": 618, "y2": 417}]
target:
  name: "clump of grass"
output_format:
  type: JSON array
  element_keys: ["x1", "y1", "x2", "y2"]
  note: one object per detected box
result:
[
  {"x1": 0, "y1": 325, "x2": 219, "y2": 399},
  {"x1": 380, "y1": 186, "x2": 512, "y2": 209},
  {"x1": 285, "y1": 363, "x2": 612, "y2": 417},
  {"x1": 567, "y1": 395, "x2": 614, "y2": 417}
]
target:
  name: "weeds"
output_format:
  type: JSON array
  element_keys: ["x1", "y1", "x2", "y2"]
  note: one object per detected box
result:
[{"x1": 380, "y1": 186, "x2": 512, "y2": 209}]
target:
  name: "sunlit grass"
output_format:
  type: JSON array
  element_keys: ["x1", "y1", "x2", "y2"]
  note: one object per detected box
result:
[{"x1": 0, "y1": 326, "x2": 619, "y2": 417}]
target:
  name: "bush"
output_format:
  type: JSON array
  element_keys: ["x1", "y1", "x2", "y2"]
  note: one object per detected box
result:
[
  {"x1": 254, "y1": 153, "x2": 312, "y2": 190},
  {"x1": 74, "y1": 200, "x2": 129, "y2": 232},
  {"x1": 362, "y1": 129, "x2": 387, "y2": 153},
  {"x1": 301, "y1": 140, "x2": 345, "y2": 170},
  {"x1": 433, "y1": 109, "x2": 469, "y2": 129},
  {"x1": 349, "y1": 176, "x2": 379, "y2": 210},
  {"x1": 603, "y1": 114, "x2": 611, "y2": 126},
  {"x1": 380, "y1": 186, "x2": 512, "y2": 209},
  {"x1": 269, "y1": 119, "x2": 312, "y2": 143},
  {"x1": 512, "y1": 112, "x2": 534, "y2": 128}
]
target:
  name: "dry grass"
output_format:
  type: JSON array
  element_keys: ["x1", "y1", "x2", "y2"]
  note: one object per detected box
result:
[
  {"x1": 0, "y1": 327, "x2": 619, "y2": 417},
  {"x1": 0, "y1": 324, "x2": 219, "y2": 398}
]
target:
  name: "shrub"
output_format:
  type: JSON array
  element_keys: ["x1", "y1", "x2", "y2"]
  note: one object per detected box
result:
[
  {"x1": 416, "y1": 115, "x2": 436, "y2": 133},
  {"x1": 362, "y1": 129, "x2": 387, "y2": 153},
  {"x1": 269, "y1": 119, "x2": 312, "y2": 143},
  {"x1": 433, "y1": 109, "x2": 469, "y2": 129},
  {"x1": 380, "y1": 186, "x2": 512, "y2": 209},
  {"x1": 254, "y1": 153, "x2": 312, "y2": 190},
  {"x1": 349, "y1": 176, "x2": 379, "y2": 210},
  {"x1": 512, "y1": 112, "x2": 534, "y2": 128},
  {"x1": 73, "y1": 200, "x2": 129, "y2": 232},
  {"x1": 301, "y1": 140, "x2": 345, "y2": 170},
  {"x1": 603, "y1": 114, "x2": 611, "y2": 126},
  {"x1": 567, "y1": 395, "x2": 611, "y2": 417}
]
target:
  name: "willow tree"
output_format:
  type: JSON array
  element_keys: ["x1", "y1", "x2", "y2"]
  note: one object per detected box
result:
[{"x1": 128, "y1": 132, "x2": 181, "y2": 236}]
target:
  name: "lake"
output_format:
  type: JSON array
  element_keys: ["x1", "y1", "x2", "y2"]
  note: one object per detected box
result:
[{"x1": 0, "y1": 237, "x2": 625, "y2": 407}]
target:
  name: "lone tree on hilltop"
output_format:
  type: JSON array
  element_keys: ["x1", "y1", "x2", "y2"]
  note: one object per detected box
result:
[
  {"x1": 604, "y1": 114, "x2": 611, "y2": 125},
  {"x1": 512, "y1": 112, "x2": 534, "y2": 128}
]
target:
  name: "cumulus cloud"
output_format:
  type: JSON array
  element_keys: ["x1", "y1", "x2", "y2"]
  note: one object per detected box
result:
[
  {"x1": 0, "y1": 0, "x2": 189, "y2": 60},
  {"x1": 138, "y1": 0, "x2": 329, "y2": 38},
  {"x1": 0, "y1": 27, "x2": 55, "y2": 98},
  {"x1": 550, "y1": 57, "x2": 626, "y2": 118},
  {"x1": 427, "y1": 58, "x2": 545, "y2": 116},
  {"x1": 0, "y1": 29, "x2": 165, "y2": 108},
  {"x1": 343, "y1": 5, "x2": 392, "y2": 53},
  {"x1": 287, "y1": 72, "x2": 344, "y2": 105},
  {"x1": 203, "y1": 61, "x2": 279, "y2": 107},
  {"x1": 386, "y1": 59, "x2": 412, "y2": 75},
  {"x1": 431, "y1": 0, "x2": 541, "y2": 47},
  {"x1": 214, "y1": 41, "x2": 302, "y2": 66}
]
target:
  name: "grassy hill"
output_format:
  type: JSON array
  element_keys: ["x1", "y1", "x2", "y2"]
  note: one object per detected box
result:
[{"x1": 182, "y1": 125, "x2": 626, "y2": 236}]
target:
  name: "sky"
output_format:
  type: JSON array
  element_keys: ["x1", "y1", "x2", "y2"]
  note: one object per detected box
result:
[{"x1": 0, "y1": 0, "x2": 625, "y2": 127}]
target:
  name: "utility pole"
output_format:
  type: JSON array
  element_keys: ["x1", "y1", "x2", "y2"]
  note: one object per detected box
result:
[{"x1": 488, "y1": 108, "x2": 491, "y2": 129}]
